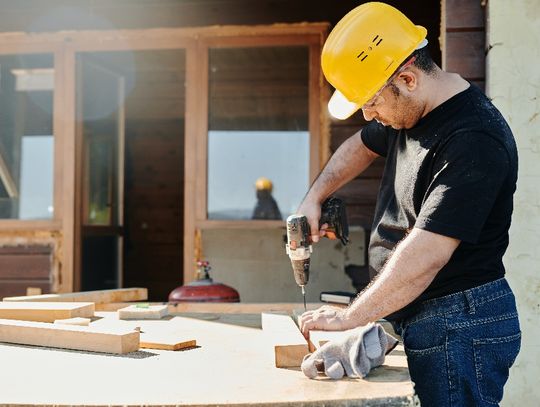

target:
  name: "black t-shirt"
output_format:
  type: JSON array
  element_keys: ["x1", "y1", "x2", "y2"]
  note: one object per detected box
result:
[{"x1": 361, "y1": 84, "x2": 518, "y2": 321}]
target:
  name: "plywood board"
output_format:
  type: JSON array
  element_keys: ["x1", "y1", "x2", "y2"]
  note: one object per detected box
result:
[
  {"x1": 118, "y1": 304, "x2": 168, "y2": 320},
  {"x1": 0, "y1": 318, "x2": 139, "y2": 354},
  {"x1": 261, "y1": 312, "x2": 308, "y2": 368},
  {"x1": 54, "y1": 317, "x2": 91, "y2": 326},
  {"x1": 3, "y1": 288, "x2": 148, "y2": 304},
  {"x1": 0, "y1": 302, "x2": 94, "y2": 322}
]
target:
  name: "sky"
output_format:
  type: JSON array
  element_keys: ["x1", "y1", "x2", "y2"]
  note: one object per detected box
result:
[{"x1": 208, "y1": 130, "x2": 310, "y2": 220}]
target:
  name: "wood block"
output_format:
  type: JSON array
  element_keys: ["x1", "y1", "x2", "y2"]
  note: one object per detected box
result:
[
  {"x1": 3, "y1": 288, "x2": 148, "y2": 304},
  {"x1": 26, "y1": 287, "x2": 42, "y2": 296},
  {"x1": 54, "y1": 317, "x2": 91, "y2": 326},
  {"x1": 308, "y1": 330, "x2": 350, "y2": 352},
  {"x1": 118, "y1": 304, "x2": 168, "y2": 320},
  {"x1": 140, "y1": 333, "x2": 196, "y2": 351},
  {"x1": 261, "y1": 313, "x2": 308, "y2": 368},
  {"x1": 0, "y1": 302, "x2": 94, "y2": 323},
  {"x1": 0, "y1": 319, "x2": 139, "y2": 354}
]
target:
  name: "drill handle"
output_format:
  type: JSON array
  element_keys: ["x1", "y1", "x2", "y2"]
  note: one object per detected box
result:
[{"x1": 319, "y1": 197, "x2": 349, "y2": 245}]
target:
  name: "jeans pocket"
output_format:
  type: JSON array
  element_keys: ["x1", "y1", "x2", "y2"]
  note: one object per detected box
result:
[
  {"x1": 473, "y1": 332, "x2": 521, "y2": 404},
  {"x1": 403, "y1": 316, "x2": 449, "y2": 406},
  {"x1": 406, "y1": 344, "x2": 448, "y2": 407}
]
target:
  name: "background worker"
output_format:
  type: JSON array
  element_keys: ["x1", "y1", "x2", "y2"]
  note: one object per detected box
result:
[
  {"x1": 252, "y1": 177, "x2": 282, "y2": 220},
  {"x1": 298, "y1": 3, "x2": 521, "y2": 406}
]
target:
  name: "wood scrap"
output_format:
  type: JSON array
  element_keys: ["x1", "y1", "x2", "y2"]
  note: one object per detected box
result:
[
  {"x1": 54, "y1": 317, "x2": 91, "y2": 326},
  {"x1": 0, "y1": 302, "x2": 94, "y2": 323},
  {"x1": 3, "y1": 287, "x2": 148, "y2": 304},
  {"x1": 118, "y1": 304, "x2": 168, "y2": 320},
  {"x1": 140, "y1": 333, "x2": 196, "y2": 351},
  {"x1": 26, "y1": 287, "x2": 42, "y2": 296},
  {"x1": 0, "y1": 318, "x2": 139, "y2": 354},
  {"x1": 261, "y1": 312, "x2": 309, "y2": 368}
]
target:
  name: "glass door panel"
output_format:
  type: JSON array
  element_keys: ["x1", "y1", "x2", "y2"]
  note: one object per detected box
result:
[
  {"x1": 77, "y1": 50, "x2": 186, "y2": 299},
  {"x1": 0, "y1": 54, "x2": 54, "y2": 220}
]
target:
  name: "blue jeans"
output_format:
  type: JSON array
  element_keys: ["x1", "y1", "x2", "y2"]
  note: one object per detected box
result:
[{"x1": 392, "y1": 278, "x2": 521, "y2": 406}]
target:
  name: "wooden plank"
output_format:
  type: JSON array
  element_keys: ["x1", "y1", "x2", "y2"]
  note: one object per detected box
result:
[
  {"x1": 445, "y1": 31, "x2": 486, "y2": 79},
  {"x1": 0, "y1": 255, "x2": 51, "y2": 279},
  {"x1": 445, "y1": 0, "x2": 485, "y2": 29},
  {"x1": 308, "y1": 330, "x2": 351, "y2": 352},
  {"x1": 140, "y1": 333, "x2": 196, "y2": 351},
  {"x1": 0, "y1": 302, "x2": 94, "y2": 323},
  {"x1": 118, "y1": 304, "x2": 169, "y2": 320},
  {"x1": 0, "y1": 282, "x2": 51, "y2": 301},
  {"x1": 54, "y1": 317, "x2": 91, "y2": 326},
  {"x1": 97, "y1": 302, "x2": 324, "y2": 313},
  {"x1": 0, "y1": 318, "x2": 139, "y2": 354},
  {"x1": 3, "y1": 287, "x2": 148, "y2": 303},
  {"x1": 261, "y1": 312, "x2": 308, "y2": 368}
]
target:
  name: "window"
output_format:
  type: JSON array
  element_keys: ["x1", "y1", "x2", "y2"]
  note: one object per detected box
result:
[
  {"x1": 0, "y1": 54, "x2": 54, "y2": 220},
  {"x1": 207, "y1": 46, "x2": 312, "y2": 221}
]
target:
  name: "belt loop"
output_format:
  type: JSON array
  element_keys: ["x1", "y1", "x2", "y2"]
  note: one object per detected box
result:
[{"x1": 465, "y1": 290, "x2": 476, "y2": 314}]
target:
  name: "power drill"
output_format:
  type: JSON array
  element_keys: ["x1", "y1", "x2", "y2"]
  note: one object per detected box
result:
[{"x1": 285, "y1": 197, "x2": 349, "y2": 310}]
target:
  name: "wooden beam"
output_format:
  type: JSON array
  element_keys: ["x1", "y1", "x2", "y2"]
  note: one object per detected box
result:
[
  {"x1": 3, "y1": 287, "x2": 148, "y2": 304},
  {"x1": 54, "y1": 317, "x2": 91, "y2": 326},
  {"x1": 261, "y1": 312, "x2": 308, "y2": 368},
  {"x1": 0, "y1": 302, "x2": 94, "y2": 323},
  {"x1": 0, "y1": 318, "x2": 139, "y2": 354},
  {"x1": 140, "y1": 333, "x2": 196, "y2": 351}
]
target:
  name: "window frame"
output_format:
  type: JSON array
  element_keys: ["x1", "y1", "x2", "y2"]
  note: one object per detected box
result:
[
  {"x1": 194, "y1": 29, "x2": 329, "y2": 230},
  {"x1": 0, "y1": 23, "x2": 329, "y2": 289}
]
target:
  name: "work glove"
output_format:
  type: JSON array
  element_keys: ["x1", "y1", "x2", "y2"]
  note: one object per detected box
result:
[{"x1": 301, "y1": 322, "x2": 398, "y2": 380}]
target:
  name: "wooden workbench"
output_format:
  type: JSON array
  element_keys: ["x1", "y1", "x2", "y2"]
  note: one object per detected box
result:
[{"x1": 0, "y1": 304, "x2": 415, "y2": 406}]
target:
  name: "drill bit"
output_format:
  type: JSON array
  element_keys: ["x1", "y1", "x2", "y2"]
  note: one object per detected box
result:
[{"x1": 301, "y1": 286, "x2": 306, "y2": 311}]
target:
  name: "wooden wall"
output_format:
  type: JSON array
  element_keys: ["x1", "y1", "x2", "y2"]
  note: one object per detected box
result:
[
  {"x1": 0, "y1": 245, "x2": 52, "y2": 298},
  {"x1": 443, "y1": 0, "x2": 486, "y2": 91}
]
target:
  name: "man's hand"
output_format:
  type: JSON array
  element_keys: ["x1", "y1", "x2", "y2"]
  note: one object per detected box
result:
[
  {"x1": 296, "y1": 198, "x2": 326, "y2": 243},
  {"x1": 299, "y1": 305, "x2": 355, "y2": 338}
]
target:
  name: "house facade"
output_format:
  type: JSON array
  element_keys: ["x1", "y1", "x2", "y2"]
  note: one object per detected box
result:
[{"x1": 0, "y1": 1, "x2": 537, "y2": 404}]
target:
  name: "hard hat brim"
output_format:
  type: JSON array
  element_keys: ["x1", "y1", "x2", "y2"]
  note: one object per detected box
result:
[{"x1": 328, "y1": 89, "x2": 361, "y2": 120}]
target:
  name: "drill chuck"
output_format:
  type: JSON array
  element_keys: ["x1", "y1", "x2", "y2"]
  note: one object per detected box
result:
[{"x1": 291, "y1": 258, "x2": 310, "y2": 287}]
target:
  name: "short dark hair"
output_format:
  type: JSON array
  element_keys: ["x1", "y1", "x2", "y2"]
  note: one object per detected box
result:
[{"x1": 410, "y1": 46, "x2": 437, "y2": 74}]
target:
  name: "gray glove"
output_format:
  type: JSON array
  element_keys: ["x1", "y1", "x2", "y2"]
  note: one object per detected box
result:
[{"x1": 301, "y1": 322, "x2": 398, "y2": 380}]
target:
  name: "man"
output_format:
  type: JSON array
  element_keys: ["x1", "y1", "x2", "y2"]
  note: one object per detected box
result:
[{"x1": 298, "y1": 3, "x2": 521, "y2": 406}]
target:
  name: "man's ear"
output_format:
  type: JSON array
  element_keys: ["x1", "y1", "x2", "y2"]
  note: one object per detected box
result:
[{"x1": 397, "y1": 71, "x2": 418, "y2": 91}]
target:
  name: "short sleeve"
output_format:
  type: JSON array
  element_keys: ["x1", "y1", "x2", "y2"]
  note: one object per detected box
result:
[
  {"x1": 415, "y1": 132, "x2": 510, "y2": 244},
  {"x1": 360, "y1": 121, "x2": 391, "y2": 157}
]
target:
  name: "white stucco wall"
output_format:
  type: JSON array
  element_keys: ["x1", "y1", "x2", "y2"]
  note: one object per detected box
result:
[
  {"x1": 487, "y1": 1, "x2": 540, "y2": 405},
  {"x1": 202, "y1": 227, "x2": 365, "y2": 303}
]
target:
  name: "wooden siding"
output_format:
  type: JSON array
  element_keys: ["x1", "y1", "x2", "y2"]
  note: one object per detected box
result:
[
  {"x1": 0, "y1": 245, "x2": 52, "y2": 299},
  {"x1": 443, "y1": 0, "x2": 487, "y2": 90}
]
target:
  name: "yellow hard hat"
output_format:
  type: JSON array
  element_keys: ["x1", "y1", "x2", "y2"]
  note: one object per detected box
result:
[
  {"x1": 322, "y1": 2, "x2": 428, "y2": 120},
  {"x1": 255, "y1": 177, "x2": 273, "y2": 191}
]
